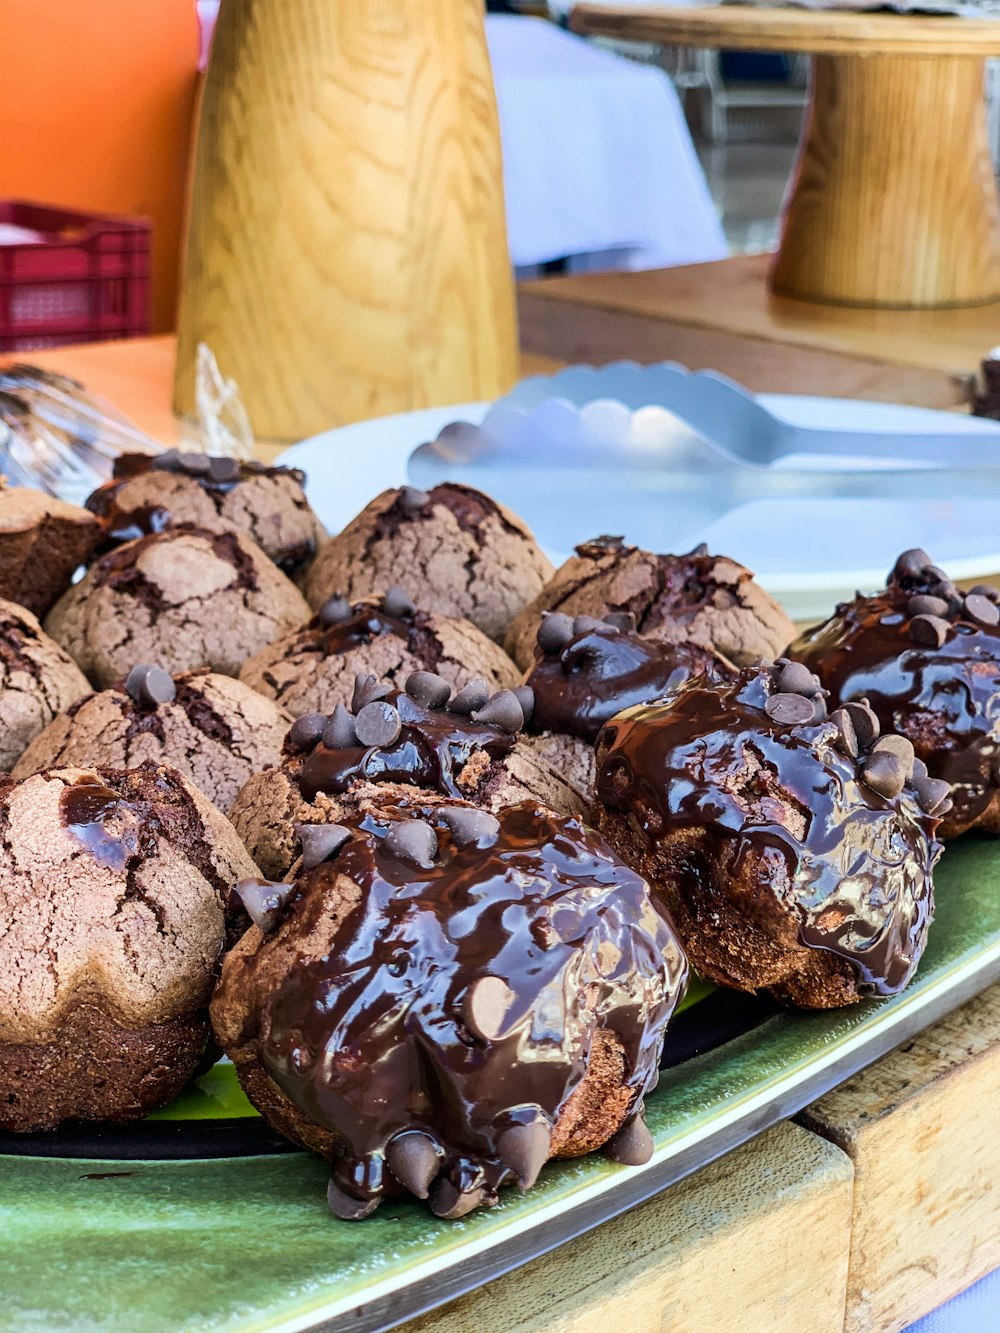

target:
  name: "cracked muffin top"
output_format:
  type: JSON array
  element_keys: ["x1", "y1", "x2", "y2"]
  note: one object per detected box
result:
[
  {"x1": 0, "y1": 597, "x2": 91, "y2": 771},
  {"x1": 12, "y1": 665, "x2": 292, "y2": 814},
  {"x1": 43, "y1": 525, "x2": 310, "y2": 687}
]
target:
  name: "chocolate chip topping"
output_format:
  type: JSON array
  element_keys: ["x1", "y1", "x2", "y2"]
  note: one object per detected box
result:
[
  {"x1": 352, "y1": 673, "x2": 392, "y2": 713},
  {"x1": 909, "y1": 614, "x2": 950, "y2": 648},
  {"x1": 323, "y1": 704, "x2": 358, "y2": 750},
  {"x1": 287, "y1": 712, "x2": 327, "y2": 754},
  {"x1": 245, "y1": 801, "x2": 686, "y2": 1218},
  {"x1": 296, "y1": 822, "x2": 352, "y2": 870},
  {"x1": 233, "y1": 878, "x2": 294, "y2": 933},
  {"x1": 124, "y1": 663, "x2": 176, "y2": 709},
  {"x1": 965, "y1": 593, "x2": 1000, "y2": 627},
  {"x1": 602, "y1": 1112, "x2": 654, "y2": 1166},
  {"x1": 440, "y1": 806, "x2": 501, "y2": 847},
  {"x1": 405, "y1": 671, "x2": 452, "y2": 709},
  {"x1": 511, "y1": 684, "x2": 535, "y2": 725},
  {"x1": 538, "y1": 612, "x2": 576, "y2": 656},
  {"x1": 318, "y1": 595, "x2": 352, "y2": 626},
  {"x1": 381, "y1": 585, "x2": 416, "y2": 620},
  {"x1": 354, "y1": 701, "x2": 402, "y2": 748},
  {"x1": 471, "y1": 689, "x2": 524, "y2": 734},
  {"x1": 398, "y1": 486, "x2": 430, "y2": 517},
  {"x1": 764, "y1": 692, "x2": 816, "y2": 725}
]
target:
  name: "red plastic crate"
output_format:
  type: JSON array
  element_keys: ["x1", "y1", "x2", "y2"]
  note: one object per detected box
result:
[{"x1": 0, "y1": 200, "x2": 151, "y2": 352}]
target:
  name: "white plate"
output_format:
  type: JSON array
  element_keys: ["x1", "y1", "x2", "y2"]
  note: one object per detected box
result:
[{"x1": 277, "y1": 395, "x2": 1000, "y2": 622}]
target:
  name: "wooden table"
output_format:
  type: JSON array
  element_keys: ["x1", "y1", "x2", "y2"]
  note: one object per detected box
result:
[
  {"x1": 572, "y1": 4, "x2": 1000, "y2": 309},
  {"x1": 13, "y1": 334, "x2": 1000, "y2": 1330}
]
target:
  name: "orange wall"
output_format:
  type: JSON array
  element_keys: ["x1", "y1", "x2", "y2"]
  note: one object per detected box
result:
[{"x1": 0, "y1": 2, "x2": 201, "y2": 333}]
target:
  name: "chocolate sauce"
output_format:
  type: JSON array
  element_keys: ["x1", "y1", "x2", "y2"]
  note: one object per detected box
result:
[
  {"x1": 595, "y1": 670, "x2": 939, "y2": 996},
  {"x1": 253, "y1": 801, "x2": 687, "y2": 1211},
  {"x1": 289, "y1": 605, "x2": 440, "y2": 667},
  {"x1": 296, "y1": 690, "x2": 515, "y2": 803},
  {"x1": 789, "y1": 579, "x2": 1000, "y2": 831},
  {"x1": 528, "y1": 626, "x2": 731, "y2": 743}
]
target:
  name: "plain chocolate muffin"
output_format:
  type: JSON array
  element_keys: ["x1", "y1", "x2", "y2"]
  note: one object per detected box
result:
[
  {"x1": 0, "y1": 763, "x2": 259, "y2": 1132},
  {"x1": 44, "y1": 525, "x2": 310, "y2": 688},
  {"x1": 305, "y1": 484, "x2": 553, "y2": 642},
  {"x1": 212, "y1": 794, "x2": 688, "y2": 1220},
  {"x1": 0, "y1": 481, "x2": 101, "y2": 617},
  {"x1": 0, "y1": 598, "x2": 91, "y2": 771}
]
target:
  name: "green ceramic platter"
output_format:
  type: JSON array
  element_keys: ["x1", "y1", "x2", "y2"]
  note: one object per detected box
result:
[{"x1": 2, "y1": 835, "x2": 999, "y2": 1333}]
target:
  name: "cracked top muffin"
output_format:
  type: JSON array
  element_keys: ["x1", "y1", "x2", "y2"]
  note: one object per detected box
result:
[
  {"x1": 240, "y1": 585, "x2": 518, "y2": 720},
  {"x1": 85, "y1": 450, "x2": 326, "y2": 581},
  {"x1": 786, "y1": 549, "x2": 1000, "y2": 839},
  {"x1": 212, "y1": 794, "x2": 688, "y2": 1220},
  {"x1": 229, "y1": 671, "x2": 586, "y2": 879},
  {"x1": 44, "y1": 525, "x2": 310, "y2": 688},
  {"x1": 594, "y1": 661, "x2": 946, "y2": 1009},
  {"x1": 13, "y1": 664, "x2": 292, "y2": 814},
  {"x1": 305, "y1": 484, "x2": 553, "y2": 642},
  {"x1": 0, "y1": 481, "x2": 101, "y2": 617},
  {"x1": 0, "y1": 598, "x2": 90, "y2": 771},
  {"x1": 504, "y1": 537, "x2": 795, "y2": 672},
  {"x1": 0, "y1": 762, "x2": 258, "y2": 1132}
]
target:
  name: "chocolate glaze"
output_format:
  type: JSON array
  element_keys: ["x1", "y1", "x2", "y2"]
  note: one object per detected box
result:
[
  {"x1": 283, "y1": 602, "x2": 442, "y2": 669},
  {"x1": 595, "y1": 669, "x2": 940, "y2": 996},
  {"x1": 295, "y1": 690, "x2": 515, "y2": 803},
  {"x1": 788, "y1": 565, "x2": 1000, "y2": 832},
  {"x1": 528, "y1": 625, "x2": 732, "y2": 743},
  {"x1": 251, "y1": 800, "x2": 687, "y2": 1213}
]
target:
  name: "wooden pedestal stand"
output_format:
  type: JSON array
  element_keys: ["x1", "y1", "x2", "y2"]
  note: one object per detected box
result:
[
  {"x1": 572, "y1": 5, "x2": 1000, "y2": 309},
  {"x1": 174, "y1": 0, "x2": 518, "y2": 441}
]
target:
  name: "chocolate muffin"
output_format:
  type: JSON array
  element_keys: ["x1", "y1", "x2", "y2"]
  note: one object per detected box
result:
[
  {"x1": 520, "y1": 610, "x2": 736, "y2": 807},
  {"x1": 787, "y1": 549, "x2": 1000, "y2": 838},
  {"x1": 85, "y1": 451, "x2": 326, "y2": 581},
  {"x1": 212, "y1": 795, "x2": 688, "y2": 1219},
  {"x1": 0, "y1": 481, "x2": 101, "y2": 617},
  {"x1": 505, "y1": 537, "x2": 794, "y2": 673},
  {"x1": 13, "y1": 665, "x2": 291, "y2": 815},
  {"x1": 0, "y1": 598, "x2": 90, "y2": 771},
  {"x1": 594, "y1": 662, "x2": 945, "y2": 1009},
  {"x1": 240, "y1": 586, "x2": 518, "y2": 720},
  {"x1": 0, "y1": 763, "x2": 259, "y2": 1132},
  {"x1": 44, "y1": 525, "x2": 310, "y2": 688},
  {"x1": 305, "y1": 484, "x2": 553, "y2": 642},
  {"x1": 230, "y1": 672, "x2": 588, "y2": 879}
]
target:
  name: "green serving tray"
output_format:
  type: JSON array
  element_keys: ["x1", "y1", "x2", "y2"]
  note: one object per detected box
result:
[{"x1": 2, "y1": 835, "x2": 999, "y2": 1333}]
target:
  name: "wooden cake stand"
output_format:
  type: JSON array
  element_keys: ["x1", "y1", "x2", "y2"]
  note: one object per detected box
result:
[{"x1": 572, "y1": 4, "x2": 1000, "y2": 309}]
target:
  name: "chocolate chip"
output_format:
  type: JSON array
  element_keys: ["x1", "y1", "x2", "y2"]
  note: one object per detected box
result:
[
  {"x1": 912, "y1": 756, "x2": 928, "y2": 780},
  {"x1": 928, "y1": 581, "x2": 959, "y2": 607},
  {"x1": 322, "y1": 704, "x2": 358, "y2": 749},
  {"x1": 892, "y1": 548, "x2": 932, "y2": 582},
  {"x1": 512, "y1": 684, "x2": 535, "y2": 725},
  {"x1": 965, "y1": 593, "x2": 1000, "y2": 627},
  {"x1": 471, "y1": 689, "x2": 524, "y2": 734},
  {"x1": 352, "y1": 672, "x2": 392, "y2": 713},
  {"x1": 925, "y1": 565, "x2": 949, "y2": 584},
  {"x1": 326, "y1": 1178, "x2": 379, "y2": 1221},
  {"x1": 764, "y1": 692, "x2": 816, "y2": 725},
  {"x1": 177, "y1": 450, "x2": 210, "y2": 475},
  {"x1": 287, "y1": 711, "x2": 326, "y2": 753},
  {"x1": 862, "y1": 749, "x2": 907, "y2": 799},
  {"x1": 913, "y1": 776, "x2": 952, "y2": 816},
  {"x1": 448, "y1": 678, "x2": 490, "y2": 715},
  {"x1": 776, "y1": 661, "x2": 821, "y2": 697},
  {"x1": 385, "y1": 818, "x2": 438, "y2": 869},
  {"x1": 603, "y1": 1113, "x2": 654, "y2": 1166},
  {"x1": 844, "y1": 700, "x2": 880, "y2": 747},
  {"x1": 498, "y1": 1121, "x2": 551, "y2": 1190},
  {"x1": 124, "y1": 664, "x2": 175, "y2": 707},
  {"x1": 908, "y1": 594, "x2": 949, "y2": 619},
  {"x1": 873, "y1": 734, "x2": 915, "y2": 779},
  {"x1": 381, "y1": 585, "x2": 415, "y2": 619},
  {"x1": 440, "y1": 806, "x2": 500, "y2": 847},
  {"x1": 909, "y1": 614, "x2": 950, "y2": 648},
  {"x1": 296, "y1": 822, "x2": 351, "y2": 870},
  {"x1": 318, "y1": 594, "x2": 352, "y2": 626},
  {"x1": 603, "y1": 611, "x2": 637, "y2": 633},
  {"x1": 462, "y1": 975, "x2": 514, "y2": 1041},
  {"x1": 398, "y1": 485, "x2": 430, "y2": 516},
  {"x1": 428, "y1": 1177, "x2": 484, "y2": 1220},
  {"x1": 810, "y1": 693, "x2": 828, "y2": 722},
  {"x1": 969, "y1": 584, "x2": 1000, "y2": 603},
  {"x1": 405, "y1": 671, "x2": 451, "y2": 709},
  {"x1": 573, "y1": 614, "x2": 608, "y2": 637},
  {"x1": 830, "y1": 708, "x2": 859, "y2": 758},
  {"x1": 354, "y1": 701, "x2": 402, "y2": 748},
  {"x1": 151, "y1": 448, "x2": 181, "y2": 471},
  {"x1": 232, "y1": 878, "x2": 293, "y2": 932},
  {"x1": 207, "y1": 455, "x2": 241, "y2": 483},
  {"x1": 386, "y1": 1132, "x2": 440, "y2": 1200},
  {"x1": 537, "y1": 612, "x2": 575, "y2": 655}
]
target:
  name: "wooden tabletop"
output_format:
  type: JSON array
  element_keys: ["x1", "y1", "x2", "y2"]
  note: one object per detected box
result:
[{"x1": 570, "y1": 3, "x2": 1000, "y2": 55}]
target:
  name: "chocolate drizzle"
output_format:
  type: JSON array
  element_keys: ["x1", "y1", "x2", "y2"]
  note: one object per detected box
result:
[
  {"x1": 788, "y1": 551, "x2": 1000, "y2": 832},
  {"x1": 289, "y1": 591, "x2": 442, "y2": 668},
  {"x1": 249, "y1": 800, "x2": 687, "y2": 1217},
  {"x1": 595, "y1": 667, "x2": 941, "y2": 997}
]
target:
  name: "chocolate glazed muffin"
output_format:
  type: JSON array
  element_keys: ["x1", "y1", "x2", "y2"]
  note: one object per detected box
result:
[
  {"x1": 44, "y1": 525, "x2": 310, "y2": 688},
  {"x1": 0, "y1": 763, "x2": 259, "y2": 1131},
  {"x1": 229, "y1": 672, "x2": 587, "y2": 879},
  {"x1": 212, "y1": 796, "x2": 688, "y2": 1220},
  {"x1": 519, "y1": 609, "x2": 736, "y2": 808},
  {"x1": 505, "y1": 537, "x2": 795, "y2": 673},
  {"x1": 13, "y1": 665, "x2": 292, "y2": 815},
  {"x1": 86, "y1": 450, "x2": 326, "y2": 581},
  {"x1": 0, "y1": 598, "x2": 90, "y2": 771},
  {"x1": 240, "y1": 586, "x2": 517, "y2": 720},
  {"x1": 594, "y1": 662, "x2": 947, "y2": 1009},
  {"x1": 0, "y1": 481, "x2": 101, "y2": 617},
  {"x1": 305, "y1": 484, "x2": 553, "y2": 642},
  {"x1": 787, "y1": 549, "x2": 1000, "y2": 838}
]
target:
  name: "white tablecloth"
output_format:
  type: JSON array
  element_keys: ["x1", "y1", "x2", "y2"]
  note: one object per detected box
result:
[{"x1": 487, "y1": 14, "x2": 727, "y2": 270}]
